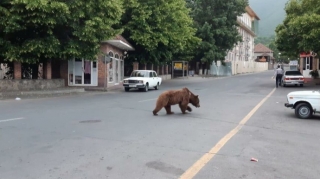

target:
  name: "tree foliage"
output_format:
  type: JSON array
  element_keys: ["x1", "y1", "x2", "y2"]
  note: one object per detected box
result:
[
  {"x1": 119, "y1": 0, "x2": 201, "y2": 65},
  {"x1": 275, "y1": 0, "x2": 320, "y2": 57},
  {"x1": 0, "y1": 0, "x2": 123, "y2": 64},
  {"x1": 254, "y1": 35, "x2": 275, "y2": 46},
  {"x1": 187, "y1": 0, "x2": 248, "y2": 66}
]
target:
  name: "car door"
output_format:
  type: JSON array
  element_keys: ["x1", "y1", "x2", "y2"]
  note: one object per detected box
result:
[
  {"x1": 149, "y1": 71, "x2": 155, "y2": 87},
  {"x1": 311, "y1": 91, "x2": 320, "y2": 111},
  {"x1": 152, "y1": 71, "x2": 159, "y2": 85}
]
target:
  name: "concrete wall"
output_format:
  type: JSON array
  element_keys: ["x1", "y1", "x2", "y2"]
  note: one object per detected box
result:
[
  {"x1": 231, "y1": 61, "x2": 268, "y2": 75},
  {"x1": 209, "y1": 62, "x2": 232, "y2": 76},
  {"x1": 0, "y1": 65, "x2": 5, "y2": 79},
  {"x1": 159, "y1": 74, "x2": 171, "y2": 81},
  {"x1": 0, "y1": 79, "x2": 65, "y2": 91},
  {"x1": 209, "y1": 61, "x2": 268, "y2": 76}
]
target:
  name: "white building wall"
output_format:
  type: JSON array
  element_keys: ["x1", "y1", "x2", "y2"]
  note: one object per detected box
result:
[{"x1": 220, "y1": 9, "x2": 267, "y2": 75}]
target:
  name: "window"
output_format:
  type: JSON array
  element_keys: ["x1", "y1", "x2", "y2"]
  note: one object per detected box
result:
[
  {"x1": 149, "y1": 72, "x2": 153, "y2": 77},
  {"x1": 108, "y1": 51, "x2": 114, "y2": 82},
  {"x1": 130, "y1": 70, "x2": 148, "y2": 77},
  {"x1": 285, "y1": 71, "x2": 302, "y2": 76},
  {"x1": 115, "y1": 54, "x2": 119, "y2": 59},
  {"x1": 153, "y1": 72, "x2": 157, "y2": 77}
]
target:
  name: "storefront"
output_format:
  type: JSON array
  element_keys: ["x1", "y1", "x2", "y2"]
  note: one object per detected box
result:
[
  {"x1": 68, "y1": 58, "x2": 98, "y2": 86},
  {"x1": 107, "y1": 52, "x2": 124, "y2": 85},
  {"x1": 299, "y1": 51, "x2": 317, "y2": 78},
  {"x1": 67, "y1": 35, "x2": 134, "y2": 87}
]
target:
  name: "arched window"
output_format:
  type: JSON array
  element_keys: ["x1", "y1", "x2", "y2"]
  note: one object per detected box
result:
[
  {"x1": 108, "y1": 51, "x2": 114, "y2": 57},
  {"x1": 108, "y1": 51, "x2": 114, "y2": 82},
  {"x1": 115, "y1": 54, "x2": 119, "y2": 59}
]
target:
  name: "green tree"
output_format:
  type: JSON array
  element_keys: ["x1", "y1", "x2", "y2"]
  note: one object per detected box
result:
[
  {"x1": 275, "y1": 0, "x2": 320, "y2": 57},
  {"x1": 119, "y1": 0, "x2": 200, "y2": 65},
  {"x1": 187, "y1": 0, "x2": 248, "y2": 70},
  {"x1": 0, "y1": 0, "x2": 123, "y2": 64},
  {"x1": 254, "y1": 35, "x2": 275, "y2": 46}
]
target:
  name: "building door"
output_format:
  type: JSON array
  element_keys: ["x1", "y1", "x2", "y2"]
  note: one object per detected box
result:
[
  {"x1": 303, "y1": 57, "x2": 312, "y2": 77},
  {"x1": 68, "y1": 58, "x2": 98, "y2": 86}
]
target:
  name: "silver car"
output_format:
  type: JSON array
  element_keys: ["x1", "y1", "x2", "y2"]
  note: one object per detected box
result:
[{"x1": 281, "y1": 70, "x2": 304, "y2": 87}]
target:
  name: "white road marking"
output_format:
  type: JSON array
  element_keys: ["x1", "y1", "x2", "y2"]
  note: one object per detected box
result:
[
  {"x1": 138, "y1": 98, "x2": 157, "y2": 102},
  {"x1": 0, "y1": 117, "x2": 24, "y2": 123}
]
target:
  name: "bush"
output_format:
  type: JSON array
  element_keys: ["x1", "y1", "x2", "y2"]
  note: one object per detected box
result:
[{"x1": 309, "y1": 70, "x2": 319, "y2": 79}]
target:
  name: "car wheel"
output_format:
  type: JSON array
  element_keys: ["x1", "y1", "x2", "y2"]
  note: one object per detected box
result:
[
  {"x1": 300, "y1": 84, "x2": 304, "y2": 87},
  {"x1": 295, "y1": 103, "x2": 313, "y2": 119},
  {"x1": 143, "y1": 83, "x2": 149, "y2": 92},
  {"x1": 154, "y1": 82, "x2": 159, "y2": 90},
  {"x1": 124, "y1": 87, "x2": 130, "y2": 92}
]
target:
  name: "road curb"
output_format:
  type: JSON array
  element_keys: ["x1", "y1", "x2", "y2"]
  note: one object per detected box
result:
[{"x1": 0, "y1": 88, "x2": 85, "y2": 99}]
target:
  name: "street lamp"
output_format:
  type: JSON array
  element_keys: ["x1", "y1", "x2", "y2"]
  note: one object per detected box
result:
[{"x1": 278, "y1": 52, "x2": 281, "y2": 63}]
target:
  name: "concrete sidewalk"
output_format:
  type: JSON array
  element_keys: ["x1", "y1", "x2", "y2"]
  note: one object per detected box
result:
[{"x1": 0, "y1": 87, "x2": 86, "y2": 100}]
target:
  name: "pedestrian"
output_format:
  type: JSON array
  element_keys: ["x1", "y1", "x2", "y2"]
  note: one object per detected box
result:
[{"x1": 273, "y1": 65, "x2": 283, "y2": 88}]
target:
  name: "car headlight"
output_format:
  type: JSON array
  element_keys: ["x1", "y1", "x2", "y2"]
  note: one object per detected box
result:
[
  {"x1": 124, "y1": 80, "x2": 128, "y2": 83},
  {"x1": 139, "y1": 80, "x2": 144, "y2": 83}
]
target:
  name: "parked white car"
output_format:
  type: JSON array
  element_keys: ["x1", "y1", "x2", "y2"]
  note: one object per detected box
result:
[
  {"x1": 284, "y1": 90, "x2": 320, "y2": 119},
  {"x1": 281, "y1": 70, "x2": 304, "y2": 87},
  {"x1": 123, "y1": 70, "x2": 162, "y2": 92}
]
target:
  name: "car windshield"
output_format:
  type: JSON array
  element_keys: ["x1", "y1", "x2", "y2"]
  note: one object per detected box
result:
[
  {"x1": 285, "y1": 71, "x2": 302, "y2": 76},
  {"x1": 130, "y1": 71, "x2": 149, "y2": 77}
]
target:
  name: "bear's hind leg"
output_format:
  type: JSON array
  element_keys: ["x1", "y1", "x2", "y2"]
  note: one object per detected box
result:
[
  {"x1": 153, "y1": 105, "x2": 163, "y2": 116},
  {"x1": 179, "y1": 103, "x2": 188, "y2": 114},
  {"x1": 153, "y1": 96, "x2": 169, "y2": 116},
  {"x1": 165, "y1": 105, "x2": 174, "y2": 114}
]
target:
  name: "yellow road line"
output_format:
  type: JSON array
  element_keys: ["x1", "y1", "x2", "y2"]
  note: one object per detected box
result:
[{"x1": 179, "y1": 87, "x2": 276, "y2": 179}]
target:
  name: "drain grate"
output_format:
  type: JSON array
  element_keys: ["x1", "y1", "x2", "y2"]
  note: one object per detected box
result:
[{"x1": 79, "y1": 120, "x2": 101, "y2": 123}]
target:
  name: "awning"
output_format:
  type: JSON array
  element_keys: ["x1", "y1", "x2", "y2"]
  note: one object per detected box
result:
[{"x1": 102, "y1": 40, "x2": 135, "y2": 51}]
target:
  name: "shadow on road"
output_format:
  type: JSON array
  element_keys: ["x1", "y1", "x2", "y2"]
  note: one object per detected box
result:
[{"x1": 284, "y1": 113, "x2": 320, "y2": 121}]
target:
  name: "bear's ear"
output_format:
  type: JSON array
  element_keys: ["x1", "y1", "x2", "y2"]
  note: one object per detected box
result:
[{"x1": 196, "y1": 95, "x2": 199, "y2": 97}]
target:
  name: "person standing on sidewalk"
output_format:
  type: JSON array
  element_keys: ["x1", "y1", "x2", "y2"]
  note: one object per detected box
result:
[{"x1": 273, "y1": 65, "x2": 284, "y2": 88}]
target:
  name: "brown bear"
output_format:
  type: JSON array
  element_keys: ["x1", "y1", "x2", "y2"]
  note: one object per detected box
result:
[{"x1": 152, "y1": 87, "x2": 200, "y2": 116}]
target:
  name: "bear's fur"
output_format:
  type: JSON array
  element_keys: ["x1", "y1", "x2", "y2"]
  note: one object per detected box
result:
[{"x1": 152, "y1": 87, "x2": 200, "y2": 116}]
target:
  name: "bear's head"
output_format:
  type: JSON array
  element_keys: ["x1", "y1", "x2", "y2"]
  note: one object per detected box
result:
[{"x1": 189, "y1": 93, "x2": 200, "y2": 108}]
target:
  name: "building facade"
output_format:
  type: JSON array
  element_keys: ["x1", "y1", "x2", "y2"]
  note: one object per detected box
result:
[
  {"x1": 0, "y1": 35, "x2": 134, "y2": 91},
  {"x1": 253, "y1": 43, "x2": 275, "y2": 70},
  {"x1": 65, "y1": 35, "x2": 134, "y2": 88},
  {"x1": 209, "y1": 6, "x2": 267, "y2": 76}
]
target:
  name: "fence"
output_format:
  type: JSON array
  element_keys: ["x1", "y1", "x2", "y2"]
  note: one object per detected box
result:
[{"x1": 125, "y1": 63, "x2": 172, "y2": 81}]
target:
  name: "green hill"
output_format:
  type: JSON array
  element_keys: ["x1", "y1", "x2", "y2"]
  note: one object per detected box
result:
[{"x1": 249, "y1": 0, "x2": 288, "y2": 37}]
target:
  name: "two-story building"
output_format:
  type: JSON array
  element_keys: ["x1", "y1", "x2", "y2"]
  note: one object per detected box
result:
[{"x1": 209, "y1": 6, "x2": 268, "y2": 76}]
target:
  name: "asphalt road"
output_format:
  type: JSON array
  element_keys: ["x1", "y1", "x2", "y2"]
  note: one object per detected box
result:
[{"x1": 1, "y1": 70, "x2": 320, "y2": 179}]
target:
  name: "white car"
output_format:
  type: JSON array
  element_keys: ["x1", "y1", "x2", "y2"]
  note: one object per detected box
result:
[
  {"x1": 123, "y1": 70, "x2": 162, "y2": 92},
  {"x1": 281, "y1": 70, "x2": 304, "y2": 87},
  {"x1": 284, "y1": 90, "x2": 320, "y2": 119}
]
